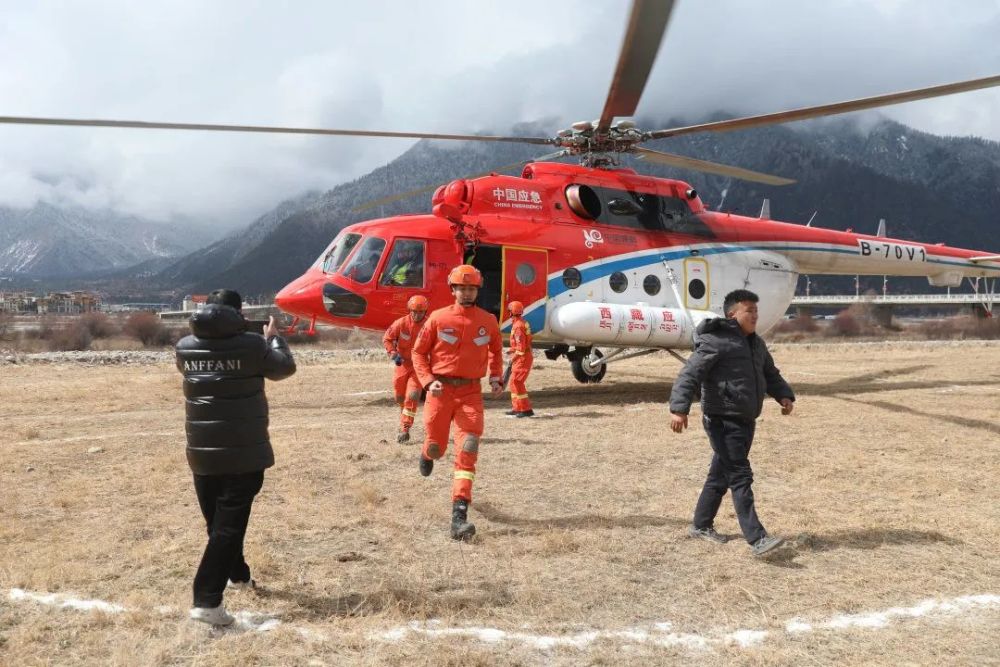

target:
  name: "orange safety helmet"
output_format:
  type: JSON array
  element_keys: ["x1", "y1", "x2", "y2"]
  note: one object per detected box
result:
[
  {"x1": 508, "y1": 300, "x2": 524, "y2": 316},
  {"x1": 406, "y1": 295, "x2": 429, "y2": 312},
  {"x1": 447, "y1": 264, "x2": 483, "y2": 287}
]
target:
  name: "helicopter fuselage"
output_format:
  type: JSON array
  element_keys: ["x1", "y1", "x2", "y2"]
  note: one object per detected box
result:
[{"x1": 275, "y1": 162, "x2": 1000, "y2": 350}]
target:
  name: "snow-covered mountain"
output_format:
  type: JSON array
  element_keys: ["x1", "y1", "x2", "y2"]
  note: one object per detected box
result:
[{"x1": 0, "y1": 203, "x2": 218, "y2": 277}]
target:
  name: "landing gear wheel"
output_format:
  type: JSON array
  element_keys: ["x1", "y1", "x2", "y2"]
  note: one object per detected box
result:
[{"x1": 571, "y1": 348, "x2": 606, "y2": 384}]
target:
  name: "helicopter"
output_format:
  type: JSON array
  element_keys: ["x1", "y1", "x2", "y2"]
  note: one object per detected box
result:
[{"x1": 3, "y1": 0, "x2": 999, "y2": 384}]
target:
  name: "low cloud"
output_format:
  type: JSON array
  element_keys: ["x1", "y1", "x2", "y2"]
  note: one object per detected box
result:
[{"x1": 1, "y1": 0, "x2": 997, "y2": 227}]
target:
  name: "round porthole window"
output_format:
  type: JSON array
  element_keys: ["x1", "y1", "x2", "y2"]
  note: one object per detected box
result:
[
  {"x1": 688, "y1": 278, "x2": 706, "y2": 300},
  {"x1": 516, "y1": 262, "x2": 536, "y2": 286},
  {"x1": 643, "y1": 275, "x2": 661, "y2": 296},
  {"x1": 562, "y1": 267, "x2": 582, "y2": 289},
  {"x1": 609, "y1": 271, "x2": 628, "y2": 293}
]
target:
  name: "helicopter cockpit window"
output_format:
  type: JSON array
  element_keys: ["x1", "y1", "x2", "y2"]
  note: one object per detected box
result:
[
  {"x1": 321, "y1": 232, "x2": 362, "y2": 274},
  {"x1": 341, "y1": 236, "x2": 386, "y2": 284},
  {"x1": 380, "y1": 239, "x2": 425, "y2": 288}
]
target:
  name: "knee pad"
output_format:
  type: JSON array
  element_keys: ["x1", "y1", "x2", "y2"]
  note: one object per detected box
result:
[
  {"x1": 426, "y1": 442, "x2": 443, "y2": 459},
  {"x1": 461, "y1": 435, "x2": 480, "y2": 454},
  {"x1": 406, "y1": 391, "x2": 421, "y2": 402}
]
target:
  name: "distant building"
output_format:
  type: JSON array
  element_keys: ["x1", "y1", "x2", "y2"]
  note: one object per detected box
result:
[
  {"x1": 0, "y1": 291, "x2": 37, "y2": 313},
  {"x1": 182, "y1": 294, "x2": 208, "y2": 311},
  {"x1": 36, "y1": 291, "x2": 102, "y2": 314},
  {"x1": 1, "y1": 290, "x2": 101, "y2": 314}
]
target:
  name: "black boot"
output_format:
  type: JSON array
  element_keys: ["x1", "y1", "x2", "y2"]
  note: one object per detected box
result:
[
  {"x1": 450, "y1": 500, "x2": 476, "y2": 541},
  {"x1": 419, "y1": 455, "x2": 433, "y2": 477}
]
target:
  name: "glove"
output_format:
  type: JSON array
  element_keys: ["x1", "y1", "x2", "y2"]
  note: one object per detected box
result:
[{"x1": 392, "y1": 353, "x2": 403, "y2": 366}]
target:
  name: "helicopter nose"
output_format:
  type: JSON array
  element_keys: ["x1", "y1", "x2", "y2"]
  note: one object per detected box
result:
[{"x1": 275, "y1": 280, "x2": 318, "y2": 317}]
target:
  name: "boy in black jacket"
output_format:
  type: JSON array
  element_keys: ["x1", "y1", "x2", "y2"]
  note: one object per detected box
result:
[
  {"x1": 669, "y1": 289, "x2": 794, "y2": 557},
  {"x1": 176, "y1": 289, "x2": 296, "y2": 625}
]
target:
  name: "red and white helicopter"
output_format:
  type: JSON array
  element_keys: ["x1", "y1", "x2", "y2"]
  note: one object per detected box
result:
[{"x1": 4, "y1": 0, "x2": 999, "y2": 383}]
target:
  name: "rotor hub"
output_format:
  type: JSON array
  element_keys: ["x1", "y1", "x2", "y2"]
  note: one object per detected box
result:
[{"x1": 552, "y1": 120, "x2": 647, "y2": 166}]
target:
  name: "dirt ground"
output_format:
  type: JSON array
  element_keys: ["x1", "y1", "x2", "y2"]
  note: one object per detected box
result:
[{"x1": 2, "y1": 341, "x2": 999, "y2": 665}]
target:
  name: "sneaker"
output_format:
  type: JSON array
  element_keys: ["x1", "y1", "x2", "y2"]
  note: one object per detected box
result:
[
  {"x1": 504, "y1": 409, "x2": 518, "y2": 416},
  {"x1": 750, "y1": 535, "x2": 784, "y2": 557},
  {"x1": 397, "y1": 430, "x2": 410, "y2": 444},
  {"x1": 688, "y1": 525, "x2": 728, "y2": 544},
  {"x1": 189, "y1": 604, "x2": 235, "y2": 626},
  {"x1": 515, "y1": 410, "x2": 535, "y2": 418},
  {"x1": 419, "y1": 456, "x2": 434, "y2": 477},
  {"x1": 226, "y1": 578, "x2": 256, "y2": 591}
]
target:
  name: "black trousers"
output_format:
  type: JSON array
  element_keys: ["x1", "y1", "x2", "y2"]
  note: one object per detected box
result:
[
  {"x1": 192, "y1": 470, "x2": 264, "y2": 608},
  {"x1": 692, "y1": 415, "x2": 766, "y2": 544}
]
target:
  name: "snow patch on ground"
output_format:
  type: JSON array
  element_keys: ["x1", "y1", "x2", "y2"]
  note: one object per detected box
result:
[{"x1": 8, "y1": 588, "x2": 1000, "y2": 651}]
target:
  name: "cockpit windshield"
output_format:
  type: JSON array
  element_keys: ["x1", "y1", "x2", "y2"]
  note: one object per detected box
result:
[
  {"x1": 341, "y1": 236, "x2": 386, "y2": 283},
  {"x1": 321, "y1": 232, "x2": 362, "y2": 274},
  {"x1": 380, "y1": 239, "x2": 425, "y2": 288}
]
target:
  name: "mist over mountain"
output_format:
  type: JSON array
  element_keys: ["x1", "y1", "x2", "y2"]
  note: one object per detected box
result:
[{"x1": 0, "y1": 203, "x2": 218, "y2": 278}]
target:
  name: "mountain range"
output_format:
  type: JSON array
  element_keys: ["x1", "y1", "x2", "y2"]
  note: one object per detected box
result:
[
  {"x1": 0, "y1": 203, "x2": 217, "y2": 278},
  {"x1": 3, "y1": 116, "x2": 999, "y2": 298}
]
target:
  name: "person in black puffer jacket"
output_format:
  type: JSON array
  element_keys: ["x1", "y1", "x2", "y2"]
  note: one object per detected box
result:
[
  {"x1": 175, "y1": 289, "x2": 296, "y2": 625},
  {"x1": 669, "y1": 289, "x2": 795, "y2": 558}
]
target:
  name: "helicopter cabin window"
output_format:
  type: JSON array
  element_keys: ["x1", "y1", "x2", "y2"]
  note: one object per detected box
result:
[
  {"x1": 562, "y1": 267, "x2": 582, "y2": 289},
  {"x1": 515, "y1": 262, "x2": 536, "y2": 286},
  {"x1": 643, "y1": 274, "x2": 661, "y2": 296},
  {"x1": 565, "y1": 184, "x2": 714, "y2": 238},
  {"x1": 380, "y1": 239, "x2": 425, "y2": 288},
  {"x1": 322, "y1": 232, "x2": 362, "y2": 274},
  {"x1": 609, "y1": 271, "x2": 628, "y2": 293},
  {"x1": 341, "y1": 237, "x2": 386, "y2": 284}
]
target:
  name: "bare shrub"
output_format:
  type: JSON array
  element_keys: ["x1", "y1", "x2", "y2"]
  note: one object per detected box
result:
[
  {"x1": 773, "y1": 316, "x2": 819, "y2": 334},
  {"x1": 0, "y1": 311, "x2": 11, "y2": 341},
  {"x1": 918, "y1": 315, "x2": 1000, "y2": 340},
  {"x1": 827, "y1": 310, "x2": 861, "y2": 337},
  {"x1": 48, "y1": 321, "x2": 93, "y2": 351},
  {"x1": 122, "y1": 312, "x2": 178, "y2": 346},
  {"x1": 78, "y1": 312, "x2": 117, "y2": 339}
]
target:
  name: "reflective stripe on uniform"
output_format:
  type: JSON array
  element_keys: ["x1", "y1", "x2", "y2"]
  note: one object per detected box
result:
[
  {"x1": 473, "y1": 335, "x2": 490, "y2": 346},
  {"x1": 511, "y1": 393, "x2": 529, "y2": 399},
  {"x1": 402, "y1": 408, "x2": 417, "y2": 418},
  {"x1": 439, "y1": 332, "x2": 458, "y2": 344},
  {"x1": 454, "y1": 470, "x2": 476, "y2": 481}
]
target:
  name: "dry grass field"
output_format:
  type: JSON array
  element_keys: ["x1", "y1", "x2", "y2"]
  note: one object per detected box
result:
[{"x1": 2, "y1": 341, "x2": 999, "y2": 665}]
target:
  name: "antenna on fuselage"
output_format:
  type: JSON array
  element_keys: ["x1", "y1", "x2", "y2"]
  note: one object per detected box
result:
[
  {"x1": 759, "y1": 198, "x2": 771, "y2": 219},
  {"x1": 876, "y1": 218, "x2": 887, "y2": 237},
  {"x1": 806, "y1": 211, "x2": 817, "y2": 227}
]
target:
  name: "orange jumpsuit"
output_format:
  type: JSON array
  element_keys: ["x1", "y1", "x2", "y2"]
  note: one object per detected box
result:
[
  {"x1": 508, "y1": 317, "x2": 533, "y2": 413},
  {"x1": 382, "y1": 314, "x2": 425, "y2": 432},
  {"x1": 412, "y1": 303, "x2": 502, "y2": 502}
]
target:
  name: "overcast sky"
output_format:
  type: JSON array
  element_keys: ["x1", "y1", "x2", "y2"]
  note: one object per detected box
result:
[{"x1": 1, "y1": 0, "x2": 999, "y2": 229}]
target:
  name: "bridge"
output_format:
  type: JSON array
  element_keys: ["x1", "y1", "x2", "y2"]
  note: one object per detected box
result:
[{"x1": 791, "y1": 293, "x2": 993, "y2": 307}]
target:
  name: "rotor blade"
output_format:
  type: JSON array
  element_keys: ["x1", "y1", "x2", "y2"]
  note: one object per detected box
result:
[
  {"x1": 351, "y1": 151, "x2": 569, "y2": 213},
  {"x1": 0, "y1": 115, "x2": 554, "y2": 145},
  {"x1": 596, "y1": 0, "x2": 676, "y2": 133},
  {"x1": 634, "y1": 147, "x2": 796, "y2": 186},
  {"x1": 648, "y1": 74, "x2": 1000, "y2": 139}
]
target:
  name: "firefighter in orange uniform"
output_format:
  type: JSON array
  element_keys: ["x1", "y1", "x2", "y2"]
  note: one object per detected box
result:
[
  {"x1": 505, "y1": 301, "x2": 535, "y2": 418},
  {"x1": 411, "y1": 264, "x2": 503, "y2": 540},
  {"x1": 382, "y1": 295, "x2": 429, "y2": 443}
]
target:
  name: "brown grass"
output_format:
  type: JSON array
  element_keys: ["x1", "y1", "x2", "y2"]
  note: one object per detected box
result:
[{"x1": 1, "y1": 341, "x2": 999, "y2": 665}]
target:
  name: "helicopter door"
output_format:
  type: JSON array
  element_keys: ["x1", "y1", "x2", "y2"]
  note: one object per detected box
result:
[
  {"x1": 683, "y1": 257, "x2": 710, "y2": 310},
  {"x1": 501, "y1": 246, "x2": 548, "y2": 332}
]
